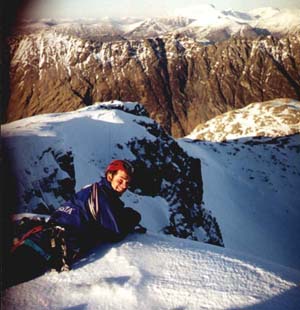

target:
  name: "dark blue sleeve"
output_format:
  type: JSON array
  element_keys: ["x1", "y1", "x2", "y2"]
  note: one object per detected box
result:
[{"x1": 50, "y1": 185, "x2": 93, "y2": 230}]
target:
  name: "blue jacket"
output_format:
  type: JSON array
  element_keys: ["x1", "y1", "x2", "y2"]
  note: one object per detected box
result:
[
  {"x1": 9, "y1": 177, "x2": 141, "y2": 284},
  {"x1": 48, "y1": 177, "x2": 141, "y2": 260}
]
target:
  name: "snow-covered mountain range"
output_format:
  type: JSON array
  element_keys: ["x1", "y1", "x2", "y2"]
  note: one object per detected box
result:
[
  {"x1": 2, "y1": 98, "x2": 300, "y2": 308},
  {"x1": 4, "y1": 6, "x2": 300, "y2": 137},
  {"x1": 6, "y1": 26, "x2": 300, "y2": 136},
  {"x1": 16, "y1": 6, "x2": 300, "y2": 41}
]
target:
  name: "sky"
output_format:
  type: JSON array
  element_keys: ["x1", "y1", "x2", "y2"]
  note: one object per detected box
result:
[{"x1": 23, "y1": 0, "x2": 300, "y2": 19}]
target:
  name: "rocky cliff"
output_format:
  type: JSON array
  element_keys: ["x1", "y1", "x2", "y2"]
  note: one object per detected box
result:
[{"x1": 6, "y1": 30, "x2": 300, "y2": 137}]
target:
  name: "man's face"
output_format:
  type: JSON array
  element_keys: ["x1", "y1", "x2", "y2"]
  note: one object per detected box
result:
[{"x1": 107, "y1": 170, "x2": 131, "y2": 195}]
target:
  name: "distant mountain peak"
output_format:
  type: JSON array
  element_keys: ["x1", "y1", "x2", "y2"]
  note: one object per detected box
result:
[{"x1": 188, "y1": 99, "x2": 300, "y2": 142}]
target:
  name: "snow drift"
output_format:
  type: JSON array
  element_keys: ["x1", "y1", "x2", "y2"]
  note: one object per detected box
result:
[{"x1": 2, "y1": 233, "x2": 300, "y2": 310}]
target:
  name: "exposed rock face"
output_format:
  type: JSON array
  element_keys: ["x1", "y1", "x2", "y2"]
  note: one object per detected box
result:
[{"x1": 6, "y1": 31, "x2": 300, "y2": 137}]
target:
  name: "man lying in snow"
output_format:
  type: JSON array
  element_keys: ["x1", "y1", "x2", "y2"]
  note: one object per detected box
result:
[{"x1": 5, "y1": 160, "x2": 146, "y2": 287}]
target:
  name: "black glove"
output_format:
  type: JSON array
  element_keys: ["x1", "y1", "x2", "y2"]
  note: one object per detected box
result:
[{"x1": 133, "y1": 224, "x2": 147, "y2": 234}]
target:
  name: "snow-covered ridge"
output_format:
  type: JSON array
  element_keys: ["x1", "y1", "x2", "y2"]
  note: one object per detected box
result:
[
  {"x1": 79, "y1": 100, "x2": 149, "y2": 117},
  {"x1": 2, "y1": 101, "x2": 223, "y2": 246},
  {"x1": 188, "y1": 99, "x2": 300, "y2": 142}
]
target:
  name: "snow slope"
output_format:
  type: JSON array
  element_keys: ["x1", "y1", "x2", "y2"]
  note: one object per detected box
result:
[
  {"x1": 179, "y1": 99, "x2": 300, "y2": 270},
  {"x1": 249, "y1": 7, "x2": 300, "y2": 35},
  {"x1": 2, "y1": 232, "x2": 300, "y2": 310}
]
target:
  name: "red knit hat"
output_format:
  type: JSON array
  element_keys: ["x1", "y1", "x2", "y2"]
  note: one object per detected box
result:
[{"x1": 105, "y1": 160, "x2": 134, "y2": 177}]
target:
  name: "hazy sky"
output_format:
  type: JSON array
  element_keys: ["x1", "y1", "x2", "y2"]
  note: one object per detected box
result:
[{"x1": 25, "y1": 0, "x2": 300, "y2": 19}]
